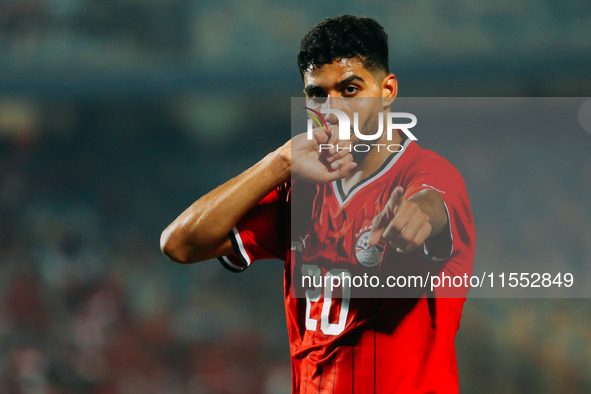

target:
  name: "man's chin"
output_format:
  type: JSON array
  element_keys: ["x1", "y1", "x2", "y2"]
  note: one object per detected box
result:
[{"x1": 351, "y1": 149, "x2": 369, "y2": 163}]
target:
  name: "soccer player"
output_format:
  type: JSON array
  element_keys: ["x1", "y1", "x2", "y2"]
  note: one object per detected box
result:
[{"x1": 161, "y1": 15, "x2": 475, "y2": 393}]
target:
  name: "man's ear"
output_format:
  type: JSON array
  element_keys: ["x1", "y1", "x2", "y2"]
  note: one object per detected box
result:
[{"x1": 381, "y1": 73, "x2": 397, "y2": 108}]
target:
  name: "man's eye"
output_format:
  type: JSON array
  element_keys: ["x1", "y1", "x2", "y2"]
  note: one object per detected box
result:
[{"x1": 343, "y1": 86, "x2": 359, "y2": 95}]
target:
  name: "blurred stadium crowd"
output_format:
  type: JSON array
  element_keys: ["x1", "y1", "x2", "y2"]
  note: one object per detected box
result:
[
  {"x1": 1, "y1": 0, "x2": 590, "y2": 393},
  {"x1": 0, "y1": 101, "x2": 291, "y2": 393}
]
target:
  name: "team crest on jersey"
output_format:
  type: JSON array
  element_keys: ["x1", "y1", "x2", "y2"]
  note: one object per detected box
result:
[{"x1": 354, "y1": 226, "x2": 384, "y2": 268}]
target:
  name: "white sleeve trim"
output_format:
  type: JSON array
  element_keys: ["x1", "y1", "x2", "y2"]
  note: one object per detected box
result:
[
  {"x1": 421, "y1": 183, "x2": 446, "y2": 194},
  {"x1": 220, "y1": 255, "x2": 246, "y2": 271},
  {"x1": 232, "y1": 226, "x2": 251, "y2": 266}
]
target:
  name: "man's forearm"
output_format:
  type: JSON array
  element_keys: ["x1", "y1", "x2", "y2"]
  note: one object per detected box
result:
[{"x1": 160, "y1": 143, "x2": 291, "y2": 263}]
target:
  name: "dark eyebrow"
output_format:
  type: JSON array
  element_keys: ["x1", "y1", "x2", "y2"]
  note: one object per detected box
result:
[
  {"x1": 303, "y1": 75, "x2": 366, "y2": 94},
  {"x1": 303, "y1": 84, "x2": 321, "y2": 94},
  {"x1": 335, "y1": 75, "x2": 366, "y2": 88}
]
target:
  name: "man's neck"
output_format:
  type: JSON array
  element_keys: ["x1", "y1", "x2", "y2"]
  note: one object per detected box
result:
[{"x1": 339, "y1": 130, "x2": 403, "y2": 195}]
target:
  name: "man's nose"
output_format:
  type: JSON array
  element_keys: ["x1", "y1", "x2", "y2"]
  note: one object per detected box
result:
[{"x1": 320, "y1": 97, "x2": 339, "y2": 124}]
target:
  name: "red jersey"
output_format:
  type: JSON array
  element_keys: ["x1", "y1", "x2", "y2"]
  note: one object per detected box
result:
[{"x1": 219, "y1": 138, "x2": 475, "y2": 393}]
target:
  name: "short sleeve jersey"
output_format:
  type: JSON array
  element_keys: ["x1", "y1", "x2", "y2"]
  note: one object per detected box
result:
[{"x1": 219, "y1": 138, "x2": 475, "y2": 394}]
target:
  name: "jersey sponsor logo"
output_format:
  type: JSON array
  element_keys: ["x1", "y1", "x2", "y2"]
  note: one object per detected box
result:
[{"x1": 354, "y1": 226, "x2": 384, "y2": 268}]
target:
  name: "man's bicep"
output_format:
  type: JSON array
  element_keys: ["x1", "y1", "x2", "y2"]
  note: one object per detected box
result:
[
  {"x1": 210, "y1": 236, "x2": 235, "y2": 259},
  {"x1": 172, "y1": 235, "x2": 233, "y2": 264}
]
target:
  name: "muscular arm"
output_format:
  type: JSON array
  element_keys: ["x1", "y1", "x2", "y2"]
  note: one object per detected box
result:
[
  {"x1": 160, "y1": 144, "x2": 291, "y2": 263},
  {"x1": 160, "y1": 129, "x2": 356, "y2": 264}
]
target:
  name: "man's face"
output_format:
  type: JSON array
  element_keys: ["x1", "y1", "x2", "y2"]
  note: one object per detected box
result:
[
  {"x1": 302, "y1": 58, "x2": 396, "y2": 144},
  {"x1": 303, "y1": 57, "x2": 386, "y2": 100}
]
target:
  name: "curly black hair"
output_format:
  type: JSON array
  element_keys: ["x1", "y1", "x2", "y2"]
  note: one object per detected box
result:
[{"x1": 297, "y1": 15, "x2": 389, "y2": 77}]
